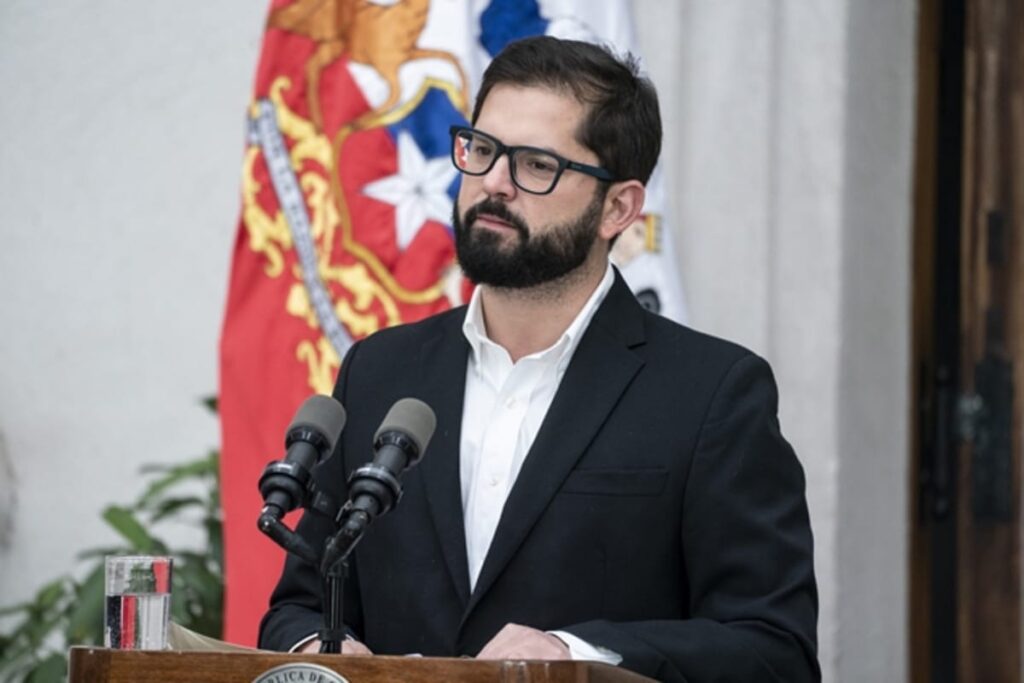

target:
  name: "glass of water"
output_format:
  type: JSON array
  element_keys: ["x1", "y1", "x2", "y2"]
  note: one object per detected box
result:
[{"x1": 104, "y1": 555, "x2": 173, "y2": 650}]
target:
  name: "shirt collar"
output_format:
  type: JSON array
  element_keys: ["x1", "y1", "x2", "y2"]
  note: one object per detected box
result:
[{"x1": 461, "y1": 262, "x2": 615, "y2": 370}]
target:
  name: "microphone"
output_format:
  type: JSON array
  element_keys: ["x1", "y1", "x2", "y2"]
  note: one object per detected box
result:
[
  {"x1": 344, "y1": 398, "x2": 436, "y2": 521},
  {"x1": 321, "y1": 398, "x2": 436, "y2": 575},
  {"x1": 258, "y1": 395, "x2": 347, "y2": 520}
]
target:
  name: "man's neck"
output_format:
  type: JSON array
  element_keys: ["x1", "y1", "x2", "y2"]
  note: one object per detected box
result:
[{"x1": 478, "y1": 255, "x2": 608, "y2": 363}]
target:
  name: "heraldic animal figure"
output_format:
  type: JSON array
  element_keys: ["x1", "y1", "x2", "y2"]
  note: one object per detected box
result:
[{"x1": 269, "y1": 0, "x2": 470, "y2": 130}]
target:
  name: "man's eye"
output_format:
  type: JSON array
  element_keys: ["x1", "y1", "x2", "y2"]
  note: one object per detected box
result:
[
  {"x1": 472, "y1": 144, "x2": 495, "y2": 158},
  {"x1": 522, "y1": 154, "x2": 557, "y2": 174}
]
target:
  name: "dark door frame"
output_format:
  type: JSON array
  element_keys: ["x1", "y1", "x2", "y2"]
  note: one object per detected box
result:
[{"x1": 911, "y1": 1, "x2": 1023, "y2": 681}]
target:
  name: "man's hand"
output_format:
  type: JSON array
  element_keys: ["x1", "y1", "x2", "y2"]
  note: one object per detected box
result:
[
  {"x1": 476, "y1": 624, "x2": 571, "y2": 660},
  {"x1": 297, "y1": 638, "x2": 373, "y2": 655}
]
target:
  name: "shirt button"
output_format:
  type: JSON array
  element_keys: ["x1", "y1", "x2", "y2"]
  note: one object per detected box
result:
[
  {"x1": 489, "y1": 476, "x2": 500, "y2": 487},
  {"x1": 505, "y1": 396, "x2": 517, "y2": 408}
]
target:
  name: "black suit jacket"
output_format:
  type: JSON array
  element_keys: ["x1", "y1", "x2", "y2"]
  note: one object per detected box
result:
[{"x1": 260, "y1": 272, "x2": 820, "y2": 682}]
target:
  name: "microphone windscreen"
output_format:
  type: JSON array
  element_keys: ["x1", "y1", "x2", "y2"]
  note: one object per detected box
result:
[
  {"x1": 375, "y1": 398, "x2": 437, "y2": 456},
  {"x1": 290, "y1": 395, "x2": 347, "y2": 450}
]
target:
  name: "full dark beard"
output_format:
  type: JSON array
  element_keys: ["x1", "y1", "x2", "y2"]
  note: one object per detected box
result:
[{"x1": 452, "y1": 195, "x2": 603, "y2": 289}]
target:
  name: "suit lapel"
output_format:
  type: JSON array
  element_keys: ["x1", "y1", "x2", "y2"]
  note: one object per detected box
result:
[
  {"x1": 463, "y1": 273, "x2": 647, "y2": 618},
  {"x1": 415, "y1": 312, "x2": 473, "y2": 606}
]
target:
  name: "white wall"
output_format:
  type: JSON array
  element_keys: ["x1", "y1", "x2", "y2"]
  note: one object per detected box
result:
[
  {"x1": 0, "y1": 1, "x2": 264, "y2": 601},
  {"x1": 0, "y1": 2, "x2": 916, "y2": 681},
  {"x1": 835, "y1": 3, "x2": 915, "y2": 679}
]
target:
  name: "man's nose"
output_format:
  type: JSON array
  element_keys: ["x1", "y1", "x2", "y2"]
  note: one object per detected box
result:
[{"x1": 481, "y1": 153, "x2": 517, "y2": 199}]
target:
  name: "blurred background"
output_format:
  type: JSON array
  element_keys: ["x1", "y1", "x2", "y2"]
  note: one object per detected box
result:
[{"x1": 1, "y1": 1, "x2": 1020, "y2": 681}]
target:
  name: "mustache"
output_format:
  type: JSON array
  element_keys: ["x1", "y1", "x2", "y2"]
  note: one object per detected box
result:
[{"x1": 462, "y1": 199, "x2": 529, "y2": 240}]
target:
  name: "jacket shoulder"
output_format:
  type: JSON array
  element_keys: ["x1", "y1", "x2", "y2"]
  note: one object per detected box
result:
[
  {"x1": 355, "y1": 306, "x2": 466, "y2": 353},
  {"x1": 640, "y1": 310, "x2": 762, "y2": 372}
]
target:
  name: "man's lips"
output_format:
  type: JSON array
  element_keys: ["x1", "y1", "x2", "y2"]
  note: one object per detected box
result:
[{"x1": 473, "y1": 213, "x2": 517, "y2": 231}]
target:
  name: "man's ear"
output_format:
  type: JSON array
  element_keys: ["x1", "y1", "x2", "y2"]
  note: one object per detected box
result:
[{"x1": 599, "y1": 180, "x2": 646, "y2": 242}]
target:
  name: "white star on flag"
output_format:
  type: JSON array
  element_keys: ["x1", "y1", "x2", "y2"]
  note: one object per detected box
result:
[{"x1": 363, "y1": 130, "x2": 458, "y2": 250}]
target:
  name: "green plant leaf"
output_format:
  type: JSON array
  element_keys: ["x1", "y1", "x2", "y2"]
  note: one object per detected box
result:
[
  {"x1": 34, "y1": 578, "x2": 68, "y2": 611},
  {"x1": 102, "y1": 506, "x2": 157, "y2": 552},
  {"x1": 0, "y1": 601, "x2": 31, "y2": 617},
  {"x1": 136, "y1": 458, "x2": 217, "y2": 508},
  {"x1": 179, "y1": 558, "x2": 221, "y2": 606},
  {"x1": 209, "y1": 480, "x2": 221, "y2": 510},
  {"x1": 168, "y1": 589, "x2": 190, "y2": 626},
  {"x1": 24, "y1": 611, "x2": 65, "y2": 649},
  {"x1": 150, "y1": 496, "x2": 206, "y2": 523},
  {"x1": 25, "y1": 652, "x2": 67, "y2": 683},
  {"x1": 76, "y1": 546, "x2": 131, "y2": 561},
  {"x1": 204, "y1": 519, "x2": 223, "y2": 568},
  {"x1": 1, "y1": 660, "x2": 33, "y2": 683},
  {"x1": 173, "y1": 560, "x2": 222, "y2": 638},
  {"x1": 0, "y1": 634, "x2": 34, "y2": 667},
  {"x1": 66, "y1": 563, "x2": 105, "y2": 645}
]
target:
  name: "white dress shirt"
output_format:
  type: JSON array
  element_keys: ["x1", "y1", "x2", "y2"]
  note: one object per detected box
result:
[{"x1": 459, "y1": 263, "x2": 621, "y2": 665}]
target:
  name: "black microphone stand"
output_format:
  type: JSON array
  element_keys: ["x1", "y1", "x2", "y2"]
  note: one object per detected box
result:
[
  {"x1": 317, "y1": 507, "x2": 369, "y2": 653},
  {"x1": 317, "y1": 455, "x2": 405, "y2": 653}
]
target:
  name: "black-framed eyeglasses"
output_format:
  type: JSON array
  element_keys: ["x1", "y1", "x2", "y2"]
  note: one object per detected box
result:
[{"x1": 449, "y1": 125, "x2": 615, "y2": 195}]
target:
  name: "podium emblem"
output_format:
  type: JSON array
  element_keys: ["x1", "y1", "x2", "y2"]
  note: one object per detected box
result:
[{"x1": 253, "y1": 662, "x2": 350, "y2": 683}]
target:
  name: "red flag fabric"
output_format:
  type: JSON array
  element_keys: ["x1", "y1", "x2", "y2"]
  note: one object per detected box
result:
[
  {"x1": 219, "y1": 0, "x2": 686, "y2": 645},
  {"x1": 219, "y1": 0, "x2": 464, "y2": 645}
]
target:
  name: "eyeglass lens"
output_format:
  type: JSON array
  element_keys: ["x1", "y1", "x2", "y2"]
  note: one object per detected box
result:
[{"x1": 452, "y1": 129, "x2": 561, "y2": 194}]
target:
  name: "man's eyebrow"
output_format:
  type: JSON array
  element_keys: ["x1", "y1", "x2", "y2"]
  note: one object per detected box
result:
[
  {"x1": 511, "y1": 141, "x2": 564, "y2": 157},
  {"x1": 473, "y1": 126, "x2": 567, "y2": 157}
]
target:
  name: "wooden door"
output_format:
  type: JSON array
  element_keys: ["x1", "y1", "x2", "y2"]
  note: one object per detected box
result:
[
  {"x1": 912, "y1": 0, "x2": 1024, "y2": 681},
  {"x1": 955, "y1": 0, "x2": 1024, "y2": 679}
]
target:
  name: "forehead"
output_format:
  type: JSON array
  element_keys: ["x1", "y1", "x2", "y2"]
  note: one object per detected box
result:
[{"x1": 474, "y1": 84, "x2": 591, "y2": 156}]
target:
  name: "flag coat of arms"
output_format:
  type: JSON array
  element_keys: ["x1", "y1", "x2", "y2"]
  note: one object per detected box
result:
[{"x1": 219, "y1": 0, "x2": 686, "y2": 644}]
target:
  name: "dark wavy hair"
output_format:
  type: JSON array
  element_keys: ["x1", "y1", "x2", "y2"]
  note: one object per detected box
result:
[{"x1": 472, "y1": 35, "x2": 662, "y2": 185}]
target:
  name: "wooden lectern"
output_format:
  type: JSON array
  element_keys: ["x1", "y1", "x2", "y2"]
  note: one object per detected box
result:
[{"x1": 68, "y1": 647, "x2": 657, "y2": 682}]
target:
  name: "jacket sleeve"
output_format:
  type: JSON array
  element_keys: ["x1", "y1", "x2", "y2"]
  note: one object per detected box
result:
[
  {"x1": 258, "y1": 342, "x2": 365, "y2": 652},
  {"x1": 563, "y1": 354, "x2": 820, "y2": 682}
]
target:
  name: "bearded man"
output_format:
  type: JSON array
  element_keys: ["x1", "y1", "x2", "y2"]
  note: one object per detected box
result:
[{"x1": 260, "y1": 35, "x2": 820, "y2": 683}]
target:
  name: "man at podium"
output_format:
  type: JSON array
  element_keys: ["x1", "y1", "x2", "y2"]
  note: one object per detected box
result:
[{"x1": 260, "y1": 36, "x2": 820, "y2": 683}]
